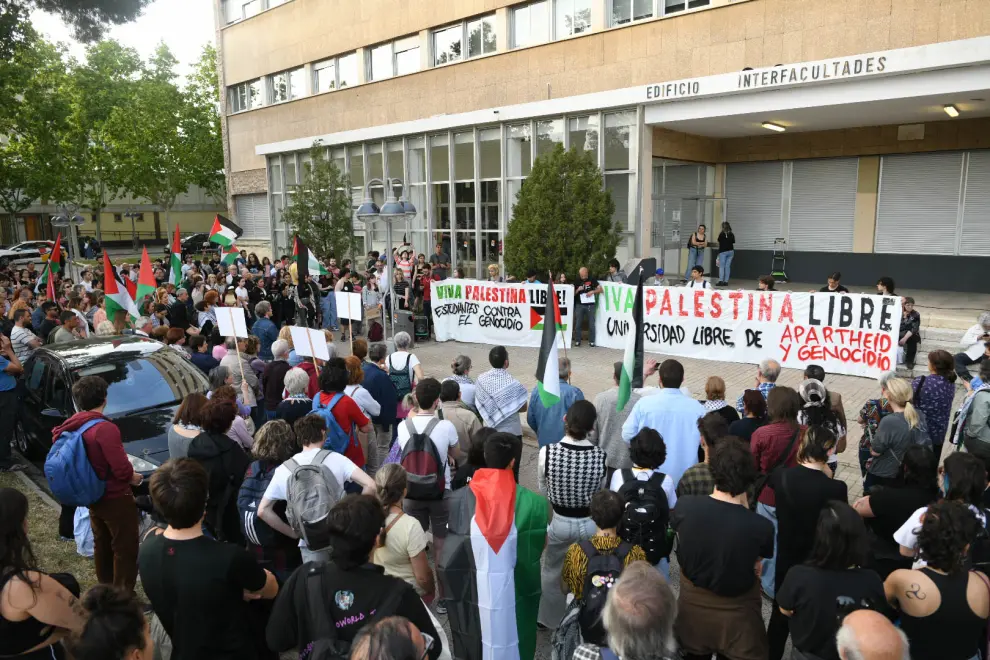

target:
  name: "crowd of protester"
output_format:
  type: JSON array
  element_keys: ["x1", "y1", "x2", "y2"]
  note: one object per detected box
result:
[{"x1": 4, "y1": 244, "x2": 990, "y2": 660}]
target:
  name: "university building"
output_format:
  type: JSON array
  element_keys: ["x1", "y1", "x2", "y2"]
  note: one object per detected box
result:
[{"x1": 215, "y1": 0, "x2": 990, "y2": 292}]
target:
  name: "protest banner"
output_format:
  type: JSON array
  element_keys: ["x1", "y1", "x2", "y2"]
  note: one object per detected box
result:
[
  {"x1": 431, "y1": 279, "x2": 574, "y2": 349},
  {"x1": 594, "y1": 283, "x2": 901, "y2": 379}
]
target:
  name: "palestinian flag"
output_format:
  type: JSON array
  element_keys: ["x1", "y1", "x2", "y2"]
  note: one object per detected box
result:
[
  {"x1": 439, "y1": 468, "x2": 548, "y2": 660},
  {"x1": 534, "y1": 279, "x2": 563, "y2": 407},
  {"x1": 34, "y1": 261, "x2": 56, "y2": 301},
  {"x1": 136, "y1": 247, "x2": 157, "y2": 305},
  {"x1": 220, "y1": 243, "x2": 239, "y2": 266},
  {"x1": 40, "y1": 233, "x2": 62, "y2": 276},
  {"x1": 617, "y1": 275, "x2": 645, "y2": 412},
  {"x1": 292, "y1": 235, "x2": 329, "y2": 278},
  {"x1": 103, "y1": 252, "x2": 140, "y2": 321},
  {"x1": 208, "y1": 214, "x2": 240, "y2": 247},
  {"x1": 169, "y1": 225, "x2": 182, "y2": 286}
]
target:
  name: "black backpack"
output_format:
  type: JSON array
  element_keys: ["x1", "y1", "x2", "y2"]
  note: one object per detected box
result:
[
  {"x1": 617, "y1": 471, "x2": 671, "y2": 565},
  {"x1": 237, "y1": 460, "x2": 280, "y2": 547},
  {"x1": 302, "y1": 563, "x2": 405, "y2": 660},
  {"x1": 399, "y1": 418, "x2": 445, "y2": 501},
  {"x1": 578, "y1": 540, "x2": 631, "y2": 647},
  {"x1": 388, "y1": 354, "x2": 412, "y2": 401}
]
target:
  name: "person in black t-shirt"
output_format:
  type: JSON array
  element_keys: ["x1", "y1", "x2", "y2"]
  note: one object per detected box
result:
[
  {"x1": 267, "y1": 495, "x2": 442, "y2": 659},
  {"x1": 573, "y1": 267, "x2": 602, "y2": 347},
  {"x1": 817, "y1": 271, "x2": 849, "y2": 294},
  {"x1": 776, "y1": 501, "x2": 886, "y2": 660},
  {"x1": 765, "y1": 426, "x2": 848, "y2": 660},
  {"x1": 671, "y1": 439, "x2": 774, "y2": 660},
  {"x1": 852, "y1": 445, "x2": 938, "y2": 579},
  {"x1": 140, "y1": 458, "x2": 278, "y2": 660}
]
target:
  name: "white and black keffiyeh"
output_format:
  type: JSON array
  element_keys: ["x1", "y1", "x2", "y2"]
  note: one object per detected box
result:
[
  {"x1": 474, "y1": 368, "x2": 528, "y2": 429},
  {"x1": 703, "y1": 399, "x2": 728, "y2": 413}
]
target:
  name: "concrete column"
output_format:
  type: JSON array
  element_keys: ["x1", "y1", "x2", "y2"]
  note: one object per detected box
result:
[
  {"x1": 355, "y1": 47, "x2": 368, "y2": 85},
  {"x1": 853, "y1": 156, "x2": 880, "y2": 253},
  {"x1": 302, "y1": 63, "x2": 314, "y2": 96},
  {"x1": 638, "y1": 119, "x2": 654, "y2": 258},
  {"x1": 419, "y1": 29, "x2": 431, "y2": 71},
  {"x1": 495, "y1": 7, "x2": 510, "y2": 51},
  {"x1": 591, "y1": 0, "x2": 606, "y2": 31}
]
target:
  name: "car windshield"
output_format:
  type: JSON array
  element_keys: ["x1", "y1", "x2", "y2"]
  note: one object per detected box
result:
[{"x1": 72, "y1": 356, "x2": 198, "y2": 417}]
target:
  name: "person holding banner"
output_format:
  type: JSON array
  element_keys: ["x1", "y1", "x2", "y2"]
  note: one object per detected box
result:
[{"x1": 573, "y1": 267, "x2": 602, "y2": 347}]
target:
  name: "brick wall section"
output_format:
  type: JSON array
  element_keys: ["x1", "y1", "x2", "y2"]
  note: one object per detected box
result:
[{"x1": 223, "y1": 0, "x2": 990, "y2": 172}]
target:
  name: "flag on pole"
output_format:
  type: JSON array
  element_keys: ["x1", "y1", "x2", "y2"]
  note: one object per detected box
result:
[
  {"x1": 169, "y1": 225, "x2": 182, "y2": 286},
  {"x1": 35, "y1": 262, "x2": 56, "y2": 302},
  {"x1": 136, "y1": 247, "x2": 157, "y2": 305},
  {"x1": 220, "y1": 243, "x2": 239, "y2": 266},
  {"x1": 292, "y1": 235, "x2": 330, "y2": 278},
  {"x1": 103, "y1": 253, "x2": 140, "y2": 321},
  {"x1": 42, "y1": 233, "x2": 63, "y2": 277},
  {"x1": 534, "y1": 279, "x2": 563, "y2": 407},
  {"x1": 208, "y1": 214, "x2": 240, "y2": 247},
  {"x1": 617, "y1": 275, "x2": 645, "y2": 412}
]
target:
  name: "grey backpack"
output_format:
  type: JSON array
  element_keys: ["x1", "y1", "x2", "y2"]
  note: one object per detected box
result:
[{"x1": 284, "y1": 450, "x2": 345, "y2": 552}]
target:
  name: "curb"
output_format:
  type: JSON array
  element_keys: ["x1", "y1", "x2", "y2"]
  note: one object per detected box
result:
[{"x1": 13, "y1": 469, "x2": 61, "y2": 511}]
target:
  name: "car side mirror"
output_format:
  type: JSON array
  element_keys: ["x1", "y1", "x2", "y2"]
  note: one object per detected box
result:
[{"x1": 40, "y1": 408, "x2": 63, "y2": 418}]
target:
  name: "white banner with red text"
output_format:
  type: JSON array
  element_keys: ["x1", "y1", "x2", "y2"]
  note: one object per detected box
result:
[
  {"x1": 594, "y1": 283, "x2": 901, "y2": 379},
  {"x1": 431, "y1": 279, "x2": 574, "y2": 349}
]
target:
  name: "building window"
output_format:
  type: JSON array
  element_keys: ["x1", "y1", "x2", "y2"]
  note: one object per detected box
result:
[
  {"x1": 229, "y1": 79, "x2": 264, "y2": 113},
  {"x1": 555, "y1": 0, "x2": 591, "y2": 37},
  {"x1": 368, "y1": 36, "x2": 420, "y2": 82},
  {"x1": 113, "y1": 214, "x2": 122, "y2": 223},
  {"x1": 269, "y1": 67, "x2": 304, "y2": 104},
  {"x1": 313, "y1": 60, "x2": 336, "y2": 93},
  {"x1": 338, "y1": 53, "x2": 357, "y2": 88},
  {"x1": 512, "y1": 1, "x2": 550, "y2": 48},
  {"x1": 468, "y1": 15, "x2": 497, "y2": 58},
  {"x1": 663, "y1": 0, "x2": 710, "y2": 14},
  {"x1": 434, "y1": 25, "x2": 462, "y2": 66},
  {"x1": 223, "y1": 0, "x2": 290, "y2": 24},
  {"x1": 610, "y1": 0, "x2": 653, "y2": 26}
]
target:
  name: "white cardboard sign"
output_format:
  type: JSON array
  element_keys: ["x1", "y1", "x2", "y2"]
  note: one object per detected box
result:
[
  {"x1": 290, "y1": 326, "x2": 330, "y2": 361},
  {"x1": 216, "y1": 306, "x2": 249, "y2": 339},
  {"x1": 335, "y1": 292, "x2": 363, "y2": 321}
]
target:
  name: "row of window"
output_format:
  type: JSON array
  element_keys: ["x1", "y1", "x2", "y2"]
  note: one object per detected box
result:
[
  {"x1": 226, "y1": 0, "x2": 711, "y2": 113},
  {"x1": 223, "y1": 0, "x2": 287, "y2": 24}
]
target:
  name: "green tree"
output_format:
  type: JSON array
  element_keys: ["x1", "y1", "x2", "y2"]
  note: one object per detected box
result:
[
  {"x1": 56, "y1": 39, "x2": 142, "y2": 242},
  {"x1": 504, "y1": 144, "x2": 618, "y2": 279},
  {"x1": 106, "y1": 43, "x2": 192, "y2": 239},
  {"x1": 0, "y1": 36, "x2": 71, "y2": 230},
  {"x1": 281, "y1": 143, "x2": 356, "y2": 260},
  {"x1": 1, "y1": 0, "x2": 151, "y2": 57},
  {"x1": 183, "y1": 44, "x2": 225, "y2": 206}
]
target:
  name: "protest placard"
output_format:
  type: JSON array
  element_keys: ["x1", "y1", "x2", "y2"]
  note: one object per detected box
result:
[
  {"x1": 594, "y1": 283, "x2": 901, "y2": 378},
  {"x1": 431, "y1": 279, "x2": 573, "y2": 349},
  {"x1": 216, "y1": 306, "x2": 248, "y2": 339},
  {"x1": 290, "y1": 326, "x2": 330, "y2": 361},
  {"x1": 335, "y1": 292, "x2": 363, "y2": 321}
]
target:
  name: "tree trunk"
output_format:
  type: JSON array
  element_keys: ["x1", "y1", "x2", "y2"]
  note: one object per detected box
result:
[
  {"x1": 94, "y1": 205, "x2": 103, "y2": 243},
  {"x1": 164, "y1": 206, "x2": 172, "y2": 242}
]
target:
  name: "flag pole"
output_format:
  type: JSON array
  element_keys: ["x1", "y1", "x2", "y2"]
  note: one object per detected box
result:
[
  {"x1": 305, "y1": 328, "x2": 318, "y2": 367},
  {"x1": 550, "y1": 271, "x2": 568, "y2": 362},
  {"x1": 347, "y1": 294, "x2": 354, "y2": 356}
]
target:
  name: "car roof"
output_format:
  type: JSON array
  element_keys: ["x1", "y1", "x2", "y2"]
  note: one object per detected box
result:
[{"x1": 38, "y1": 336, "x2": 173, "y2": 370}]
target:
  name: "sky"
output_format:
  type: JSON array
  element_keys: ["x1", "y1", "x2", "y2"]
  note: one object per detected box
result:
[{"x1": 30, "y1": 0, "x2": 216, "y2": 78}]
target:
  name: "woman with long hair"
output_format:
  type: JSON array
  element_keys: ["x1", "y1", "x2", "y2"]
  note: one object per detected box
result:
[
  {"x1": 856, "y1": 373, "x2": 895, "y2": 477},
  {"x1": 0, "y1": 488, "x2": 85, "y2": 658},
  {"x1": 765, "y1": 426, "x2": 848, "y2": 660},
  {"x1": 716, "y1": 221, "x2": 735, "y2": 286},
  {"x1": 776, "y1": 501, "x2": 885, "y2": 660},
  {"x1": 702, "y1": 376, "x2": 739, "y2": 425},
  {"x1": 168, "y1": 392, "x2": 208, "y2": 459},
  {"x1": 912, "y1": 349, "x2": 957, "y2": 461},
  {"x1": 885, "y1": 500, "x2": 989, "y2": 660},
  {"x1": 866, "y1": 376, "x2": 927, "y2": 490},
  {"x1": 372, "y1": 464, "x2": 435, "y2": 600}
]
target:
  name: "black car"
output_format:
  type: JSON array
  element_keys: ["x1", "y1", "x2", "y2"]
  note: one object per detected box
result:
[
  {"x1": 14, "y1": 336, "x2": 210, "y2": 475},
  {"x1": 164, "y1": 232, "x2": 211, "y2": 258}
]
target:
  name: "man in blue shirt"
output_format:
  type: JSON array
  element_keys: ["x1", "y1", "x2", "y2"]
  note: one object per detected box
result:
[
  {"x1": 527, "y1": 356, "x2": 584, "y2": 447},
  {"x1": 252, "y1": 301, "x2": 279, "y2": 361},
  {"x1": 620, "y1": 359, "x2": 704, "y2": 485},
  {"x1": 734, "y1": 358, "x2": 781, "y2": 415},
  {"x1": 0, "y1": 334, "x2": 24, "y2": 472}
]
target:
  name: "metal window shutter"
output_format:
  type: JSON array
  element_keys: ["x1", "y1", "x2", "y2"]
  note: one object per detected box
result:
[
  {"x1": 663, "y1": 164, "x2": 702, "y2": 246},
  {"x1": 234, "y1": 194, "x2": 270, "y2": 240},
  {"x1": 726, "y1": 162, "x2": 783, "y2": 250},
  {"x1": 961, "y1": 151, "x2": 990, "y2": 257},
  {"x1": 875, "y1": 152, "x2": 962, "y2": 255},
  {"x1": 788, "y1": 158, "x2": 858, "y2": 253}
]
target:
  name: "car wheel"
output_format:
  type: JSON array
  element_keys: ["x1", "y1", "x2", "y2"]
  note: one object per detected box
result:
[{"x1": 13, "y1": 421, "x2": 41, "y2": 461}]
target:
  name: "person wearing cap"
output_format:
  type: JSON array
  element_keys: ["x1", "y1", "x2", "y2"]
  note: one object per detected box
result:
[{"x1": 652, "y1": 267, "x2": 670, "y2": 287}]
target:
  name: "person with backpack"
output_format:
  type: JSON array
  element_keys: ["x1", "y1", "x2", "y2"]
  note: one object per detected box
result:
[
  {"x1": 140, "y1": 458, "x2": 279, "y2": 660},
  {"x1": 559, "y1": 490, "x2": 646, "y2": 652},
  {"x1": 608, "y1": 427, "x2": 678, "y2": 582},
  {"x1": 866, "y1": 377, "x2": 930, "y2": 491},
  {"x1": 394, "y1": 378, "x2": 461, "y2": 615},
  {"x1": 313, "y1": 358, "x2": 374, "y2": 469},
  {"x1": 385, "y1": 332, "x2": 424, "y2": 423},
  {"x1": 238, "y1": 420, "x2": 303, "y2": 582},
  {"x1": 267, "y1": 494, "x2": 443, "y2": 660},
  {"x1": 258, "y1": 414, "x2": 374, "y2": 564},
  {"x1": 671, "y1": 439, "x2": 774, "y2": 660},
  {"x1": 49, "y1": 376, "x2": 142, "y2": 593},
  {"x1": 536, "y1": 400, "x2": 606, "y2": 629}
]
